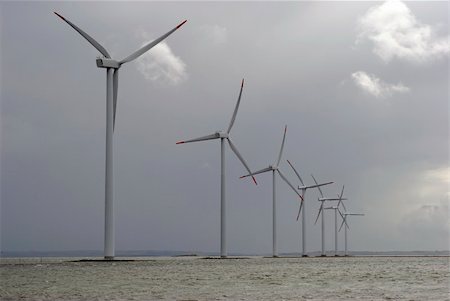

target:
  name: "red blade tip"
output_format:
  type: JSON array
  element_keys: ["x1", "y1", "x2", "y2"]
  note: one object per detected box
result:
[
  {"x1": 241, "y1": 78, "x2": 245, "y2": 87},
  {"x1": 284, "y1": 125, "x2": 287, "y2": 133},
  {"x1": 176, "y1": 141, "x2": 185, "y2": 145},
  {"x1": 54, "y1": 12, "x2": 65, "y2": 20},
  {"x1": 177, "y1": 20, "x2": 187, "y2": 29},
  {"x1": 239, "y1": 176, "x2": 246, "y2": 179},
  {"x1": 252, "y1": 176, "x2": 257, "y2": 185}
]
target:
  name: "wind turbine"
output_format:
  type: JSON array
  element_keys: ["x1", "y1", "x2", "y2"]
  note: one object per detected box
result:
[
  {"x1": 323, "y1": 185, "x2": 347, "y2": 256},
  {"x1": 176, "y1": 79, "x2": 257, "y2": 258},
  {"x1": 312, "y1": 175, "x2": 344, "y2": 256},
  {"x1": 286, "y1": 160, "x2": 333, "y2": 257},
  {"x1": 240, "y1": 126, "x2": 304, "y2": 258},
  {"x1": 55, "y1": 12, "x2": 187, "y2": 260},
  {"x1": 339, "y1": 212, "x2": 365, "y2": 256}
]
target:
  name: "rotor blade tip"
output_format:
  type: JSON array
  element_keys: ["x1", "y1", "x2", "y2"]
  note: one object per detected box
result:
[
  {"x1": 252, "y1": 176, "x2": 257, "y2": 185},
  {"x1": 176, "y1": 141, "x2": 185, "y2": 145},
  {"x1": 177, "y1": 20, "x2": 187, "y2": 29},
  {"x1": 241, "y1": 78, "x2": 245, "y2": 87},
  {"x1": 284, "y1": 125, "x2": 287, "y2": 133},
  {"x1": 54, "y1": 12, "x2": 65, "y2": 20}
]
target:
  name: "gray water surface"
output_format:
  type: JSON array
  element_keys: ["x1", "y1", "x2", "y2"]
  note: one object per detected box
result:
[{"x1": 1, "y1": 256, "x2": 449, "y2": 300}]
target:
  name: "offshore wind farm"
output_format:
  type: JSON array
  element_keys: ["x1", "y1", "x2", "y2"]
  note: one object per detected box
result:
[{"x1": 1, "y1": 1, "x2": 449, "y2": 301}]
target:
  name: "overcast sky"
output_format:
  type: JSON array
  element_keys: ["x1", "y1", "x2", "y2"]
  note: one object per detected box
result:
[{"x1": 1, "y1": 1, "x2": 449, "y2": 255}]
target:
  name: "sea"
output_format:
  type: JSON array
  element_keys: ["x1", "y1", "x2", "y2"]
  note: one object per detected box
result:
[{"x1": 1, "y1": 256, "x2": 449, "y2": 300}]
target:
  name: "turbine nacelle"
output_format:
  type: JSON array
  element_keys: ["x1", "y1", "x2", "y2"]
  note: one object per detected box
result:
[
  {"x1": 324, "y1": 206, "x2": 338, "y2": 210},
  {"x1": 96, "y1": 58, "x2": 120, "y2": 69},
  {"x1": 319, "y1": 197, "x2": 347, "y2": 201},
  {"x1": 269, "y1": 165, "x2": 278, "y2": 170},
  {"x1": 217, "y1": 131, "x2": 229, "y2": 139}
]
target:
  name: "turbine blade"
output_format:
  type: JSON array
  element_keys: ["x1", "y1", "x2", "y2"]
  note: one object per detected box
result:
[
  {"x1": 338, "y1": 208, "x2": 349, "y2": 229},
  {"x1": 277, "y1": 169, "x2": 304, "y2": 201},
  {"x1": 340, "y1": 185, "x2": 345, "y2": 199},
  {"x1": 240, "y1": 166, "x2": 272, "y2": 179},
  {"x1": 296, "y1": 190, "x2": 306, "y2": 221},
  {"x1": 339, "y1": 218, "x2": 346, "y2": 232},
  {"x1": 340, "y1": 200, "x2": 347, "y2": 212},
  {"x1": 297, "y1": 202, "x2": 304, "y2": 221},
  {"x1": 113, "y1": 69, "x2": 119, "y2": 130},
  {"x1": 337, "y1": 185, "x2": 347, "y2": 211},
  {"x1": 306, "y1": 181, "x2": 334, "y2": 189},
  {"x1": 314, "y1": 203, "x2": 323, "y2": 225},
  {"x1": 286, "y1": 160, "x2": 305, "y2": 186},
  {"x1": 227, "y1": 79, "x2": 244, "y2": 134},
  {"x1": 176, "y1": 133, "x2": 219, "y2": 144},
  {"x1": 227, "y1": 138, "x2": 257, "y2": 185},
  {"x1": 54, "y1": 12, "x2": 110, "y2": 58},
  {"x1": 311, "y1": 174, "x2": 324, "y2": 198},
  {"x1": 276, "y1": 125, "x2": 287, "y2": 166},
  {"x1": 119, "y1": 20, "x2": 187, "y2": 64}
]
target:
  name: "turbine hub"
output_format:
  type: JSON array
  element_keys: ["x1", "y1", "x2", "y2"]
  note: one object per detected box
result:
[
  {"x1": 218, "y1": 131, "x2": 229, "y2": 138},
  {"x1": 96, "y1": 58, "x2": 120, "y2": 69}
]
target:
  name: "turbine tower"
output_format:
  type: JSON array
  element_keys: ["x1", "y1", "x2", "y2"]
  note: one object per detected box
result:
[
  {"x1": 241, "y1": 126, "x2": 304, "y2": 258},
  {"x1": 286, "y1": 160, "x2": 333, "y2": 257},
  {"x1": 312, "y1": 175, "x2": 344, "y2": 256},
  {"x1": 339, "y1": 212, "x2": 365, "y2": 256},
  {"x1": 55, "y1": 12, "x2": 187, "y2": 260},
  {"x1": 176, "y1": 79, "x2": 257, "y2": 258}
]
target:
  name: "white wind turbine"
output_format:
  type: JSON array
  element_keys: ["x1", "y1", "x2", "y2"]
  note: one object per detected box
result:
[
  {"x1": 176, "y1": 79, "x2": 257, "y2": 258},
  {"x1": 323, "y1": 185, "x2": 348, "y2": 256},
  {"x1": 55, "y1": 12, "x2": 187, "y2": 260},
  {"x1": 312, "y1": 175, "x2": 345, "y2": 256},
  {"x1": 240, "y1": 126, "x2": 304, "y2": 258},
  {"x1": 286, "y1": 160, "x2": 333, "y2": 257},
  {"x1": 339, "y1": 212, "x2": 365, "y2": 256}
]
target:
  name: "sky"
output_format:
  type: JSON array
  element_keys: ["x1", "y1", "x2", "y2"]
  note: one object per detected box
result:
[{"x1": 1, "y1": 1, "x2": 449, "y2": 255}]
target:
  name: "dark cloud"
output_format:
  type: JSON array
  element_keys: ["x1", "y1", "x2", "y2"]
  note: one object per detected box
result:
[{"x1": 1, "y1": 1, "x2": 448, "y2": 254}]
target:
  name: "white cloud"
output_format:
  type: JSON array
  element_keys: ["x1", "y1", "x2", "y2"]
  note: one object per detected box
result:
[
  {"x1": 357, "y1": 1, "x2": 450, "y2": 63},
  {"x1": 134, "y1": 30, "x2": 187, "y2": 85},
  {"x1": 351, "y1": 71, "x2": 410, "y2": 98},
  {"x1": 200, "y1": 24, "x2": 228, "y2": 44}
]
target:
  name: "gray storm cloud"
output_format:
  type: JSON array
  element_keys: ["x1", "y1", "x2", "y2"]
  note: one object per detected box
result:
[{"x1": 0, "y1": 1, "x2": 448, "y2": 254}]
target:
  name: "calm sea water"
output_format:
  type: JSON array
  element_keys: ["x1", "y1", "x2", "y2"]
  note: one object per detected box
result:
[{"x1": 1, "y1": 256, "x2": 449, "y2": 300}]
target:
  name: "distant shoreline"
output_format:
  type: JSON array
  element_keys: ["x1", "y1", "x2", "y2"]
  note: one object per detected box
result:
[
  {"x1": 2, "y1": 250, "x2": 449, "y2": 258},
  {"x1": 1, "y1": 254, "x2": 449, "y2": 265}
]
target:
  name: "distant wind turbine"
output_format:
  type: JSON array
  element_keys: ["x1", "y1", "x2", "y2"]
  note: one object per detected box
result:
[
  {"x1": 55, "y1": 12, "x2": 187, "y2": 260},
  {"x1": 339, "y1": 212, "x2": 365, "y2": 256},
  {"x1": 286, "y1": 160, "x2": 333, "y2": 257},
  {"x1": 241, "y1": 126, "x2": 304, "y2": 258},
  {"x1": 176, "y1": 79, "x2": 257, "y2": 258},
  {"x1": 312, "y1": 174, "x2": 343, "y2": 256},
  {"x1": 324, "y1": 185, "x2": 348, "y2": 256}
]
